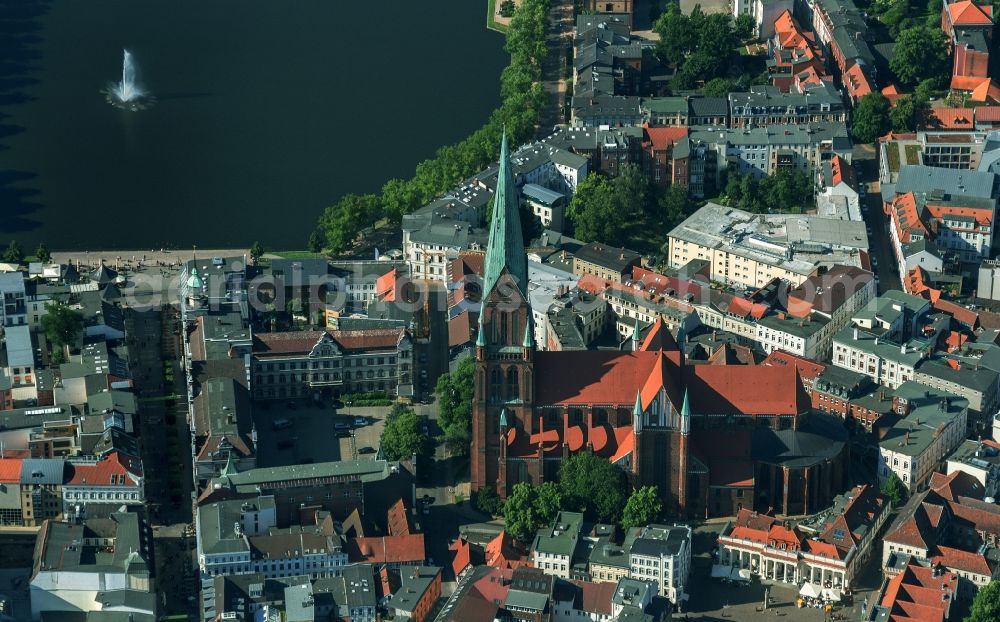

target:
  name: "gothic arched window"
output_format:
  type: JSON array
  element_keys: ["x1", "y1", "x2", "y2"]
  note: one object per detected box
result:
[
  {"x1": 507, "y1": 367, "x2": 519, "y2": 401},
  {"x1": 490, "y1": 368, "x2": 502, "y2": 400}
]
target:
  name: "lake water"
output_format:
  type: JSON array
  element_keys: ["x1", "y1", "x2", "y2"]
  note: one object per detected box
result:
[{"x1": 0, "y1": 0, "x2": 507, "y2": 251}]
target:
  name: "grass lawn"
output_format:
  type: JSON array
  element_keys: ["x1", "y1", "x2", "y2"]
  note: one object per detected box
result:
[
  {"x1": 904, "y1": 144, "x2": 922, "y2": 165},
  {"x1": 487, "y1": 0, "x2": 510, "y2": 33},
  {"x1": 886, "y1": 142, "x2": 901, "y2": 173}
]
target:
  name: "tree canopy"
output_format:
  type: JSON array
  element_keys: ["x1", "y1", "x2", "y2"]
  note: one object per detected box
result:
[
  {"x1": 881, "y1": 473, "x2": 908, "y2": 507},
  {"x1": 558, "y1": 452, "x2": 627, "y2": 523},
  {"x1": 249, "y1": 241, "x2": 264, "y2": 265},
  {"x1": 654, "y1": 5, "x2": 741, "y2": 89},
  {"x1": 567, "y1": 164, "x2": 649, "y2": 245},
  {"x1": 35, "y1": 242, "x2": 52, "y2": 264},
  {"x1": 475, "y1": 486, "x2": 503, "y2": 516},
  {"x1": 966, "y1": 579, "x2": 1000, "y2": 622},
  {"x1": 379, "y1": 404, "x2": 433, "y2": 461},
  {"x1": 722, "y1": 169, "x2": 813, "y2": 213},
  {"x1": 889, "y1": 26, "x2": 949, "y2": 88},
  {"x1": 3, "y1": 240, "x2": 23, "y2": 264},
  {"x1": 41, "y1": 303, "x2": 83, "y2": 352},
  {"x1": 435, "y1": 356, "x2": 475, "y2": 455},
  {"x1": 851, "y1": 93, "x2": 891, "y2": 143},
  {"x1": 503, "y1": 481, "x2": 562, "y2": 541},
  {"x1": 621, "y1": 486, "x2": 664, "y2": 529},
  {"x1": 318, "y1": 193, "x2": 380, "y2": 255}
]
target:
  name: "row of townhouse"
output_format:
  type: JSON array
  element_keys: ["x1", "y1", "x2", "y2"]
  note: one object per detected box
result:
[
  {"x1": 716, "y1": 485, "x2": 890, "y2": 596},
  {"x1": 0, "y1": 453, "x2": 144, "y2": 527},
  {"x1": 882, "y1": 468, "x2": 1000, "y2": 599},
  {"x1": 882, "y1": 165, "x2": 998, "y2": 270},
  {"x1": 530, "y1": 511, "x2": 692, "y2": 606},
  {"x1": 667, "y1": 203, "x2": 869, "y2": 290}
]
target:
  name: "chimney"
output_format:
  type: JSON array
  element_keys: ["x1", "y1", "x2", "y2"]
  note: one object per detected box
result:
[{"x1": 853, "y1": 327, "x2": 858, "y2": 340}]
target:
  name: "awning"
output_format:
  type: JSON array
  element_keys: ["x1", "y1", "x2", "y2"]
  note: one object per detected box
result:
[
  {"x1": 800, "y1": 582, "x2": 821, "y2": 598},
  {"x1": 711, "y1": 564, "x2": 731, "y2": 579},
  {"x1": 822, "y1": 589, "x2": 842, "y2": 602},
  {"x1": 731, "y1": 567, "x2": 751, "y2": 583}
]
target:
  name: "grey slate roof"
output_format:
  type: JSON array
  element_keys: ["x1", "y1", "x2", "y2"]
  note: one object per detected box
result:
[
  {"x1": 20, "y1": 458, "x2": 66, "y2": 485},
  {"x1": 896, "y1": 165, "x2": 998, "y2": 202}
]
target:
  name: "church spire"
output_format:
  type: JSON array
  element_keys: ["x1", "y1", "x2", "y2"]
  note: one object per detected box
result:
[{"x1": 482, "y1": 130, "x2": 528, "y2": 298}]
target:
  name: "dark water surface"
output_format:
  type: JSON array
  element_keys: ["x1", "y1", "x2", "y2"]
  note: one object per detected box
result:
[{"x1": 0, "y1": 0, "x2": 506, "y2": 250}]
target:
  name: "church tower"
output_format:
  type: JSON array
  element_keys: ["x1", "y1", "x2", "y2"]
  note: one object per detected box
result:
[{"x1": 471, "y1": 132, "x2": 535, "y2": 497}]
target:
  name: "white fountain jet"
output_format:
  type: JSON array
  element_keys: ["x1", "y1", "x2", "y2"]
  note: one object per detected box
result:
[{"x1": 113, "y1": 49, "x2": 144, "y2": 102}]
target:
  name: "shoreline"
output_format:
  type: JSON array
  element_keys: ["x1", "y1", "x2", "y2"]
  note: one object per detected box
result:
[{"x1": 48, "y1": 248, "x2": 250, "y2": 271}]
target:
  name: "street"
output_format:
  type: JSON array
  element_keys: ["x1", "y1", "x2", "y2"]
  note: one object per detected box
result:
[{"x1": 852, "y1": 147, "x2": 902, "y2": 293}]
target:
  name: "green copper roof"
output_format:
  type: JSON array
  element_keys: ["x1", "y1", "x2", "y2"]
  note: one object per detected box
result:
[
  {"x1": 523, "y1": 314, "x2": 534, "y2": 348},
  {"x1": 681, "y1": 388, "x2": 691, "y2": 417},
  {"x1": 633, "y1": 317, "x2": 642, "y2": 341},
  {"x1": 482, "y1": 131, "x2": 528, "y2": 298},
  {"x1": 186, "y1": 266, "x2": 203, "y2": 290},
  {"x1": 219, "y1": 452, "x2": 238, "y2": 477},
  {"x1": 476, "y1": 313, "x2": 487, "y2": 347},
  {"x1": 499, "y1": 408, "x2": 509, "y2": 429},
  {"x1": 633, "y1": 390, "x2": 643, "y2": 416}
]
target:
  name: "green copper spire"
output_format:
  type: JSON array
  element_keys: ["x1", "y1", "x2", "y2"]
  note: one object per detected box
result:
[
  {"x1": 523, "y1": 314, "x2": 534, "y2": 348},
  {"x1": 499, "y1": 408, "x2": 509, "y2": 429},
  {"x1": 632, "y1": 317, "x2": 642, "y2": 342},
  {"x1": 476, "y1": 312, "x2": 487, "y2": 347},
  {"x1": 220, "y1": 452, "x2": 238, "y2": 477},
  {"x1": 482, "y1": 131, "x2": 528, "y2": 298},
  {"x1": 681, "y1": 388, "x2": 691, "y2": 417},
  {"x1": 633, "y1": 390, "x2": 643, "y2": 417}
]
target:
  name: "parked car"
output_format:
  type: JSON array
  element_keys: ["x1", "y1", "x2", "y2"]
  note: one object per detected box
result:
[
  {"x1": 336, "y1": 430, "x2": 352, "y2": 438},
  {"x1": 272, "y1": 418, "x2": 292, "y2": 430},
  {"x1": 353, "y1": 417, "x2": 366, "y2": 427},
  {"x1": 358, "y1": 446, "x2": 377, "y2": 455},
  {"x1": 335, "y1": 422, "x2": 351, "y2": 430}
]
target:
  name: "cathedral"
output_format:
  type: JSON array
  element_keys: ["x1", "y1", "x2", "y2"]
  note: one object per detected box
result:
[{"x1": 471, "y1": 134, "x2": 850, "y2": 518}]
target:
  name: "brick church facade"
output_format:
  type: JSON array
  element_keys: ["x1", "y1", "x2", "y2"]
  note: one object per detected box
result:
[{"x1": 470, "y1": 134, "x2": 850, "y2": 518}]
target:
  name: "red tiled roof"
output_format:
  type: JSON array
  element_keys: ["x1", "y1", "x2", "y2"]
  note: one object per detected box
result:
[
  {"x1": 449, "y1": 311, "x2": 475, "y2": 348},
  {"x1": 642, "y1": 125, "x2": 688, "y2": 152},
  {"x1": 333, "y1": 329, "x2": 404, "y2": 351},
  {"x1": 761, "y1": 351, "x2": 826, "y2": 382},
  {"x1": 387, "y1": 498, "x2": 411, "y2": 537},
  {"x1": 685, "y1": 365, "x2": 808, "y2": 415},
  {"x1": 880, "y1": 560, "x2": 957, "y2": 622},
  {"x1": 485, "y1": 531, "x2": 530, "y2": 570},
  {"x1": 844, "y1": 64, "x2": 873, "y2": 100},
  {"x1": 948, "y1": 0, "x2": 994, "y2": 26},
  {"x1": 925, "y1": 107, "x2": 975, "y2": 129},
  {"x1": 639, "y1": 317, "x2": 679, "y2": 352},
  {"x1": 569, "y1": 580, "x2": 616, "y2": 615},
  {"x1": 253, "y1": 331, "x2": 325, "y2": 355},
  {"x1": 974, "y1": 105, "x2": 1000, "y2": 121},
  {"x1": 449, "y1": 538, "x2": 472, "y2": 577},
  {"x1": 66, "y1": 452, "x2": 140, "y2": 486},
  {"x1": 0, "y1": 458, "x2": 22, "y2": 483},
  {"x1": 925, "y1": 203, "x2": 992, "y2": 227},
  {"x1": 348, "y1": 534, "x2": 425, "y2": 564},
  {"x1": 533, "y1": 351, "x2": 665, "y2": 406},
  {"x1": 931, "y1": 544, "x2": 993, "y2": 576},
  {"x1": 376, "y1": 268, "x2": 398, "y2": 302},
  {"x1": 931, "y1": 298, "x2": 979, "y2": 328}
]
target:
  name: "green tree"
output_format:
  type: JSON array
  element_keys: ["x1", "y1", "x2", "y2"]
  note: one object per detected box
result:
[
  {"x1": 966, "y1": 579, "x2": 1000, "y2": 622},
  {"x1": 380, "y1": 178, "x2": 420, "y2": 223},
  {"x1": 559, "y1": 452, "x2": 627, "y2": 523},
  {"x1": 500, "y1": 0, "x2": 516, "y2": 17},
  {"x1": 851, "y1": 93, "x2": 892, "y2": 143},
  {"x1": 890, "y1": 94, "x2": 929, "y2": 132},
  {"x1": 733, "y1": 13, "x2": 756, "y2": 41},
  {"x1": 307, "y1": 229, "x2": 325, "y2": 254},
  {"x1": 319, "y1": 193, "x2": 381, "y2": 254},
  {"x1": 621, "y1": 486, "x2": 664, "y2": 529},
  {"x1": 380, "y1": 404, "x2": 433, "y2": 461},
  {"x1": 703, "y1": 78, "x2": 736, "y2": 98},
  {"x1": 475, "y1": 487, "x2": 503, "y2": 516},
  {"x1": 653, "y1": 4, "x2": 694, "y2": 66},
  {"x1": 249, "y1": 241, "x2": 264, "y2": 265},
  {"x1": 41, "y1": 303, "x2": 83, "y2": 352},
  {"x1": 567, "y1": 173, "x2": 622, "y2": 243},
  {"x1": 435, "y1": 356, "x2": 475, "y2": 455},
  {"x1": 535, "y1": 482, "x2": 562, "y2": 526},
  {"x1": 35, "y1": 242, "x2": 52, "y2": 264},
  {"x1": 881, "y1": 473, "x2": 908, "y2": 506},
  {"x1": 3, "y1": 240, "x2": 23, "y2": 264},
  {"x1": 503, "y1": 482, "x2": 544, "y2": 541},
  {"x1": 890, "y1": 26, "x2": 950, "y2": 88},
  {"x1": 658, "y1": 184, "x2": 691, "y2": 230}
]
